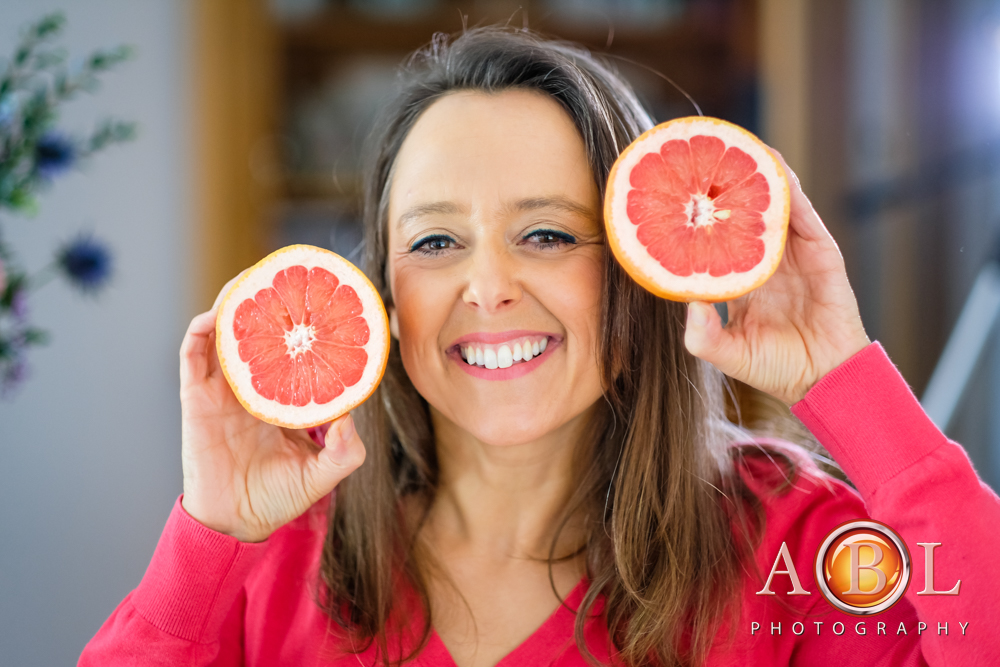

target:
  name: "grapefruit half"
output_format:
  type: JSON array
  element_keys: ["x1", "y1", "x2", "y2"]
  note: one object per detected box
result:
[
  {"x1": 215, "y1": 245, "x2": 389, "y2": 429},
  {"x1": 605, "y1": 116, "x2": 790, "y2": 302}
]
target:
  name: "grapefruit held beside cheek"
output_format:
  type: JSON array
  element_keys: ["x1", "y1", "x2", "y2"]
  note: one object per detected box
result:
[
  {"x1": 604, "y1": 116, "x2": 791, "y2": 303},
  {"x1": 215, "y1": 244, "x2": 390, "y2": 429}
]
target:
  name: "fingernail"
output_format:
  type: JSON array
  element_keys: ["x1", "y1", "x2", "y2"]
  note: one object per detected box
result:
[
  {"x1": 325, "y1": 415, "x2": 355, "y2": 464},
  {"x1": 688, "y1": 303, "x2": 708, "y2": 328},
  {"x1": 338, "y1": 414, "x2": 356, "y2": 442}
]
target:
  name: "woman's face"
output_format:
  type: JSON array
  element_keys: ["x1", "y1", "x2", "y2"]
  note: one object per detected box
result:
[{"x1": 386, "y1": 89, "x2": 605, "y2": 447}]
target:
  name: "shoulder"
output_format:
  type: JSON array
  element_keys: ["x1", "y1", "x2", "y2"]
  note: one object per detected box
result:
[
  {"x1": 733, "y1": 437, "x2": 859, "y2": 509},
  {"x1": 731, "y1": 438, "x2": 871, "y2": 588}
]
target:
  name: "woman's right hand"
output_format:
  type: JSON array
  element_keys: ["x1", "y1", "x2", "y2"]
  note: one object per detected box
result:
[{"x1": 177, "y1": 274, "x2": 367, "y2": 543}]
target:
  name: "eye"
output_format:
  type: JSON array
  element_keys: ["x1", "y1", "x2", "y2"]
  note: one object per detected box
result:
[
  {"x1": 409, "y1": 234, "x2": 457, "y2": 255},
  {"x1": 522, "y1": 228, "x2": 576, "y2": 249}
]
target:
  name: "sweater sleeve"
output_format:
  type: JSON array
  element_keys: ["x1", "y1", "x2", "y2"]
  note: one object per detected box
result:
[
  {"x1": 78, "y1": 494, "x2": 270, "y2": 666},
  {"x1": 788, "y1": 341, "x2": 1000, "y2": 665}
]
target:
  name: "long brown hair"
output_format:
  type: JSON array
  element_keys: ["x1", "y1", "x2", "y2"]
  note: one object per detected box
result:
[{"x1": 318, "y1": 26, "x2": 823, "y2": 667}]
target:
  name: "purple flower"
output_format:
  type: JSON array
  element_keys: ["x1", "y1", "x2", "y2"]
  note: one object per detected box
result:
[
  {"x1": 10, "y1": 288, "x2": 28, "y2": 321},
  {"x1": 35, "y1": 132, "x2": 77, "y2": 178},
  {"x1": 0, "y1": 356, "x2": 28, "y2": 399},
  {"x1": 0, "y1": 324, "x2": 30, "y2": 399},
  {"x1": 57, "y1": 234, "x2": 112, "y2": 293}
]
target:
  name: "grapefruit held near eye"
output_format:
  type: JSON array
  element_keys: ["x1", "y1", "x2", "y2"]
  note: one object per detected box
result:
[
  {"x1": 604, "y1": 116, "x2": 790, "y2": 303},
  {"x1": 215, "y1": 245, "x2": 389, "y2": 429}
]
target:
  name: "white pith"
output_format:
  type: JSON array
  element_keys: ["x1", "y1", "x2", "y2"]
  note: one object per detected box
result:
[
  {"x1": 458, "y1": 336, "x2": 549, "y2": 370},
  {"x1": 607, "y1": 118, "x2": 789, "y2": 299},
  {"x1": 688, "y1": 194, "x2": 729, "y2": 228},
  {"x1": 284, "y1": 323, "x2": 316, "y2": 357},
  {"x1": 216, "y1": 245, "x2": 388, "y2": 427}
]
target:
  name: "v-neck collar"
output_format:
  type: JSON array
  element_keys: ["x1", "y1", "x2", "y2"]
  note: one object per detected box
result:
[{"x1": 416, "y1": 577, "x2": 592, "y2": 667}]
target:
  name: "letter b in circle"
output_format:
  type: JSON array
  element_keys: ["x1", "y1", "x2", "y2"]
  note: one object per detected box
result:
[{"x1": 816, "y1": 520, "x2": 911, "y2": 615}]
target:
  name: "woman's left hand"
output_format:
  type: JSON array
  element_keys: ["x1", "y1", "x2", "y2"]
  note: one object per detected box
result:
[{"x1": 683, "y1": 151, "x2": 871, "y2": 406}]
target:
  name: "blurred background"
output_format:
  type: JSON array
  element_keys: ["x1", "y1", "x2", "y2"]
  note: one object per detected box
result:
[{"x1": 2, "y1": 0, "x2": 1000, "y2": 663}]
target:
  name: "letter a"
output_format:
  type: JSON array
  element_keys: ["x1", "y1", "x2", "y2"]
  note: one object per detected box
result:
[{"x1": 756, "y1": 542, "x2": 811, "y2": 595}]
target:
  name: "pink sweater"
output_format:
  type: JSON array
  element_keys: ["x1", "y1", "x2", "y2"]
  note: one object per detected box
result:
[{"x1": 78, "y1": 342, "x2": 1000, "y2": 666}]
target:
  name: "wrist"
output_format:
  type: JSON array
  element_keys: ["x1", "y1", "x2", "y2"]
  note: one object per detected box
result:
[
  {"x1": 179, "y1": 494, "x2": 268, "y2": 543},
  {"x1": 787, "y1": 334, "x2": 872, "y2": 406},
  {"x1": 179, "y1": 494, "x2": 224, "y2": 533}
]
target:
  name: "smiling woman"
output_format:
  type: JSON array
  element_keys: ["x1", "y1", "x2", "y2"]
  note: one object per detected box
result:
[
  {"x1": 335, "y1": 38, "x2": 757, "y2": 666},
  {"x1": 80, "y1": 26, "x2": 1000, "y2": 667},
  {"x1": 386, "y1": 90, "x2": 605, "y2": 446}
]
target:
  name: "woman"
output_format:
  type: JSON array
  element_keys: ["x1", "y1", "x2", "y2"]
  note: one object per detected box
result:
[{"x1": 80, "y1": 27, "x2": 999, "y2": 667}]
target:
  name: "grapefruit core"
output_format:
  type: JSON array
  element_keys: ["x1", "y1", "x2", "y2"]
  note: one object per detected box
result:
[
  {"x1": 604, "y1": 116, "x2": 790, "y2": 303},
  {"x1": 215, "y1": 245, "x2": 389, "y2": 429}
]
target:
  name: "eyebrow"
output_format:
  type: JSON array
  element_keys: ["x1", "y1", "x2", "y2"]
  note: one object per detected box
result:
[
  {"x1": 506, "y1": 196, "x2": 596, "y2": 221},
  {"x1": 397, "y1": 201, "x2": 467, "y2": 231},
  {"x1": 396, "y1": 195, "x2": 596, "y2": 231}
]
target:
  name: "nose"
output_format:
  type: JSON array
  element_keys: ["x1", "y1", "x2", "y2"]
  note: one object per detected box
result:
[{"x1": 462, "y1": 238, "x2": 522, "y2": 314}]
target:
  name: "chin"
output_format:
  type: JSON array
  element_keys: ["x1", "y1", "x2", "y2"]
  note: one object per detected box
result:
[{"x1": 465, "y1": 417, "x2": 556, "y2": 448}]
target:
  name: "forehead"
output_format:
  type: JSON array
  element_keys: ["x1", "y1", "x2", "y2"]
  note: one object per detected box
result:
[{"x1": 388, "y1": 89, "x2": 597, "y2": 226}]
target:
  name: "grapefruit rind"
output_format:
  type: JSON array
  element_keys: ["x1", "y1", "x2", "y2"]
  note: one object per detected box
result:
[
  {"x1": 604, "y1": 116, "x2": 790, "y2": 303},
  {"x1": 215, "y1": 244, "x2": 390, "y2": 430}
]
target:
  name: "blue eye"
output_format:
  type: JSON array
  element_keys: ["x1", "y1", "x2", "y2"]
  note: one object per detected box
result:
[
  {"x1": 524, "y1": 229, "x2": 576, "y2": 248},
  {"x1": 409, "y1": 234, "x2": 456, "y2": 255}
]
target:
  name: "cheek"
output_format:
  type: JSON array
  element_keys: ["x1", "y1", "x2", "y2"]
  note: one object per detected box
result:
[
  {"x1": 525, "y1": 249, "x2": 606, "y2": 409},
  {"x1": 575, "y1": 260, "x2": 605, "y2": 388},
  {"x1": 542, "y1": 251, "x2": 604, "y2": 342},
  {"x1": 392, "y1": 267, "x2": 433, "y2": 346},
  {"x1": 390, "y1": 262, "x2": 453, "y2": 358}
]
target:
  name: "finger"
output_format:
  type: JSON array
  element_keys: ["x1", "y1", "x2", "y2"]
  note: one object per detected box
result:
[
  {"x1": 212, "y1": 269, "x2": 250, "y2": 311},
  {"x1": 180, "y1": 310, "x2": 221, "y2": 384},
  {"x1": 188, "y1": 309, "x2": 218, "y2": 337},
  {"x1": 768, "y1": 148, "x2": 834, "y2": 245},
  {"x1": 187, "y1": 268, "x2": 250, "y2": 383},
  {"x1": 684, "y1": 301, "x2": 745, "y2": 378},
  {"x1": 304, "y1": 413, "x2": 366, "y2": 500}
]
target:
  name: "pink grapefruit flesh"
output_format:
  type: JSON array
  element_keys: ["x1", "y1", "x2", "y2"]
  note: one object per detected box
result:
[
  {"x1": 216, "y1": 245, "x2": 389, "y2": 429},
  {"x1": 605, "y1": 116, "x2": 790, "y2": 302}
]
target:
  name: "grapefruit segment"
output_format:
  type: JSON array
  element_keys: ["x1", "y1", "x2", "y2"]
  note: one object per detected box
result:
[
  {"x1": 605, "y1": 116, "x2": 790, "y2": 302},
  {"x1": 216, "y1": 245, "x2": 389, "y2": 429}
]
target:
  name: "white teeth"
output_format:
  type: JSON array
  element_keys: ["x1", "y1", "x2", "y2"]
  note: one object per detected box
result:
[{"x1": 457, "y1": 337, "x2": 551, "y2": 369}]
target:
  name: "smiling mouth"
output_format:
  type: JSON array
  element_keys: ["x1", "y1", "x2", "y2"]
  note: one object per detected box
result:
[{"x1": 454, "y1": 335, "x2": 551, "y2": 370}]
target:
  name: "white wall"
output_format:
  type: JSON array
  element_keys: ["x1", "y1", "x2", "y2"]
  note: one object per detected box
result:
[{"x1": 0, "y1": 2, "x2": 190, "y2": 663}]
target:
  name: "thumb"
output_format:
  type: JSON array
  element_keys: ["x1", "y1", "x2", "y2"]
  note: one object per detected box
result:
[
  {"x1": 684, "y1": 301, "x2": 742, "y2": 376},
  {"x1": 305, "y1": 413, "x2": 366, "y2": 498}
]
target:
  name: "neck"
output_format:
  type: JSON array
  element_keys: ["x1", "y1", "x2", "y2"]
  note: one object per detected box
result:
[{"x1": 424, "y1": 403, "x2": 597, "y2": 561}]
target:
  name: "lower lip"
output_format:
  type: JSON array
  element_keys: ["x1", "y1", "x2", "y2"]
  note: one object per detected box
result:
[{"x1": 450, "y1": 339, "x2": 559, "y2": 381}]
